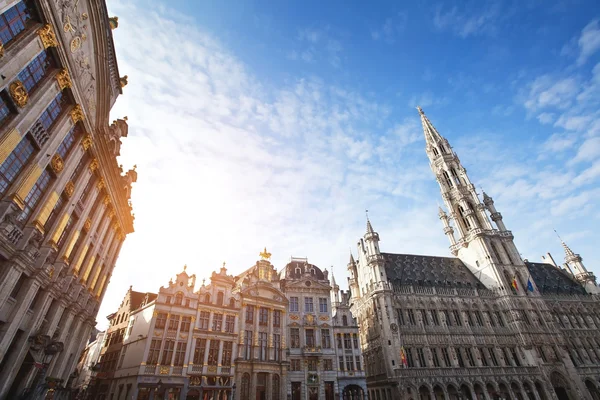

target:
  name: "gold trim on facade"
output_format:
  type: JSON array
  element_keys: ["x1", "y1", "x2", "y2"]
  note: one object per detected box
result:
[
  {"x1": 64, "y1": 181, "x2": 75, "y2": 197},
  {"x1": 81, "y1": 134, "x2": 93, "y2": 150},
  {"x1": 55, "y1": 68, "x2": 72, "y2": 90},
  {"x1": 0, "y1": 40, "x2": 4, "y2": 58},
  {"x1": 96, "y1": 177, "x2": 105, "y2": 190},
  {"x1": 103, "y1": 195, "x2": 111, "y2": 206},
  {"x1": 83, "y1": 219, "x2": 92, "y2": 231},
  {"x1": 50, "y1": 154, "x2": 65, "y2": 174},
  {"x1": 9, "y1": 80, "x2": 28, "y2": 108},
  {"x1": 38, "y1": 24, "x2": 58, "y2": 48},
  {"x1": 89, "y1": 158, "x2": 99, "y2": 172},
  {"x1": 70, "y1": 104, "x2": 85, "y2": 123}
]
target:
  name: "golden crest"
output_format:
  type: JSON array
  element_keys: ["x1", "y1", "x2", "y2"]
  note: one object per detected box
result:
[
  {"x1": 9, "y1": 80, "x2": 28, "y2": 108},
  {"x1": 38, "y1": 24, "x2": 58, "y2": 48},
  {"x1": 70, "y1": 104, "x2": 85, "y2": 123},
  {"x1": 290, "y1": 314, "x2": 300, "y2": 320},
  {"x1": 83, "y1": 218, "x2": 92, "y2": 231},
  {"x1": 103, "y1": 195, "x2": 111, "y2": 206},
  {"x1": 50, "y1": 154, "x2": 64, "y2": 174},
  {"x1": 88, "y1": 158, "x2": 99, "y2": 172},
  {"x1": 55, "y1": 69, "x2": 72, "y2": 90},
  {"x1": 96, "y1": 177, "x2": 105, "y2": 190},
  {"x1": 259, "y1": 247, "x2": 272, "y2": 260},
  {"x1": 70, "y1": 36, "x2": 81, "y2": 53},
  {"x1": 81, "y1": 134, "x2": 93, "y2": 150},
  {"x1": 64, "y1": 181, "x2": 75, "y2": 197},
  {"x1": 119, "y1": 75, "x2": 128, "y2": 88}
]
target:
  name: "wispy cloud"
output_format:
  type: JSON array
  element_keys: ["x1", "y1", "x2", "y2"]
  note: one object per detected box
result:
[
  {"x1": 576, "y1": 19, "x2": 600, "y2": 66},
  {"x1": 371, "y1": 13, "x2": 407, "y2": 43},
  {"x1": 289, "y1": 27, "x2": 344, "y2": 67},
  {"x1": 433, "y1": 3, "x2": 501, "y2": 38}
]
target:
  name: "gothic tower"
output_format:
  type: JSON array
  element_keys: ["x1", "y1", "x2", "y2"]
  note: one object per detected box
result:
[
  {"x1": 418, "y1": 107, "x2": 531, "y2": 293},
  {"x1": 560, "y1": 240, "x2": 600, "y2": 294}
]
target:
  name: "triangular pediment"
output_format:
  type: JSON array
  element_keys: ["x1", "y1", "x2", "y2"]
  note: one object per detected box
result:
[{"x1": 239, "y1": 282, "x2": 287, "y2": 303}]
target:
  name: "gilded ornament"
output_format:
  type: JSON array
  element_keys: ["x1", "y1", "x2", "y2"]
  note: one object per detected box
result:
[
  {"x1": 64, "y1": 181, "x2": 75, "y2": 197},
  {"x1": 109, "y1": 16, "x2": 119, "y2": 30},
  {"x1": 70, "y1": 104, "x2": 85, "y2": 124},
  {"x1": 38, "y1": 24, "x2": 58, "y2": 48},
  {"x1": 55, "y1": 69, "x2": 72, "y2": 90},
  {"x1": 119, "y1": 75, "x2": 128, "y2": 88},
  {"x1": 103, "y1": 195, "x2": 111, "y2": 206},
  {"x1": 81, "y1": 134, "x2": 93, "y2": 150},
  {"x1": 9, "y1": 80, "x2": 28, "y2": 108},
  {"x1": 96, "y1": 177, "x2": 105, "y2": 190},
  {"x1": 0, "y1": 40, "x2": 4, "y2": 58},
  {"x1": 70, "y1": 36, "x2": 81, "y2": 53},
  {"x1": 50, "y1": 154, "x2": 65, "y2": 174},
  {"x1": 83, "y1": 218, "x2": 92, "y2": 231},
  {"x1": 82, "y1": 13, "x2": 89, "y2": 20},
  {"x1": 88, "y1": 158, "x2": 99, "y2": 172},
  {"x1": 259, "y1": 247, "x2": 272, "y2": 260}
]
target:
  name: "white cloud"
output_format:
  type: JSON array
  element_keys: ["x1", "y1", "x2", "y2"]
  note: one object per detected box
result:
[
  {"x1": 540, "y1": 133, "x2": 576, "y2": 153},
  {"x1": 577, "y1": 19, "x2": 600, "y2": 66},
  {"x1": 371, "y1": 13, "x2": 407, "y2": 43},
  {"x1": 537, "y1": 112, "x2": 554, "y2": 124},
  {"x1": 433, "y1": 4, "x2": 500, "y2": 38},
  {"x1": 572, "y1": 137, "x2": 600, "y2": 164},
  {"x1": 522, "y1": 76, "x2": 579, "y2": 112}
]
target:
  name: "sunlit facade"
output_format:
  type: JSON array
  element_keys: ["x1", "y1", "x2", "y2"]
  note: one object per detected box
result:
[{"x1": 0, "y1": 0, "x2": 134, "y2": 397}]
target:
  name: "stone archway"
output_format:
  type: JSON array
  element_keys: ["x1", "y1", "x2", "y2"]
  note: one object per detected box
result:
[
  {"x1": 550, "y1": 372, "x2": 574, "y2": 400},
  {"x1": 342, "y1": 384, "x2": 365, "y2": 400},
  {"x1": 511, "y1": 381, "x2": 524, "y2": 400},
  {"x1": 433, "y1": 385, "x2": 445, "y2": 400},
  {"x1": 447, "y1": 384, "x2": 462, "y2": 400},
  {"x1": 522, "y1": 382, "x2": 536, "y2": 400},
  {"x1": 497, "y1": 382, "x2": 510, "y2": 400},
  {"x1": 535, "y1": 381, "x2": 548, "y2": 400},
  {"x1": 473, "y1": 383, "x2": 486, "y2": 400},
  {"x1": 487, "y1": 383, "x2": 499, "y2": 400},
  {"x1": 585, "y1": 379, "x2": 600, "y2": 400},
  {"x1": 419, "y1": 385, "x2": 432, "y2": 400}
]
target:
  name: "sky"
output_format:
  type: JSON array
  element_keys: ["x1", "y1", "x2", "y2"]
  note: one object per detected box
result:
[{"x1": 98, "y1": 0, "x2": 600, "y2": 328}]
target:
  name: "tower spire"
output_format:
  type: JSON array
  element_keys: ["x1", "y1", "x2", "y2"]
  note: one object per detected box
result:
[{"x1": 418, "y1": 106, "x2": 445, "y2": 145}]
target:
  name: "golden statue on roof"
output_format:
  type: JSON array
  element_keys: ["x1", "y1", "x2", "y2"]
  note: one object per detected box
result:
[{"x1": 259, "y1": 247, "x2": 272, "y2": 260}]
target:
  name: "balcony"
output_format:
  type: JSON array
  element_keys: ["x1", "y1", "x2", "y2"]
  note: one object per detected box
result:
[
  {"x1": 302, "y1": 346, "x2": 322, "y2": 355},
  {"x1": 143, "y1": 365, "x2": 157, "y2": 374}
]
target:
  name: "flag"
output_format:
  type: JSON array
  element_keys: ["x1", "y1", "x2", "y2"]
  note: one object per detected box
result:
[
  {"x1": 511, "y1": 276, "x2": 518, "y2": 291},
  {"x1": 400, "y1": 347, "x2": 407, "y2": 367},
  {"x1": 527, "y1": 277, "x2": 534, "y2": 292}
]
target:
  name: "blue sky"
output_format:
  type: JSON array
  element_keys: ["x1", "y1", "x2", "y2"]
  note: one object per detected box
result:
[{"x1": 99, "y1": 0, "x2": 600, "y2": 325}]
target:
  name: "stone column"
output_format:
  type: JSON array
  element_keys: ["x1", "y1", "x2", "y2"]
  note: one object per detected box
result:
[
  {"x1": 250, "y1": 373, "x2": 257, "y2": 400},
  {"x1": 0, "y1": 278, "x2": 40, "y2": 359},
  {"x1": 266, "y1": 373, "x2": 272, "y2": 400},
  {"x1": 0, "y1": 266, "x2": 25, "y2": 311}
]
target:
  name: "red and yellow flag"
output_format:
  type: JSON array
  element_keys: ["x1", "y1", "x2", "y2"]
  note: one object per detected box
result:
[
  {"x1": 400, "y1": 347, "x2": 408, "y2": 367},
  {"x1": 511, "y1": 276, "x2": 518, "y2": 291}
]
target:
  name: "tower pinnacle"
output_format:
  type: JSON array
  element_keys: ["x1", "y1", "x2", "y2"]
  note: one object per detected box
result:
[{"x1": 418, "y1": 106, "x2": 445, "y2": 145}]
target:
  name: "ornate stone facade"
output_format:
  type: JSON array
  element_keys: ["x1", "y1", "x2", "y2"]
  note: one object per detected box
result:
[
  {"x1": 348, "y1": 108, "x2": 600, "y2": 400},
  {"x1": 0, "y1": 0, "x2": 134, "y2": 398}
]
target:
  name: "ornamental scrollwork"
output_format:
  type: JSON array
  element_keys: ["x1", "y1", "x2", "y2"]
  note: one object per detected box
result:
[
  {"x1": 96, "y1": 177, "x2": 105, "y2": 190},
  {"x1": 55, "y1": 69, "x2": 72, "y2": 90},
  {"x1": 9, "y1": 80, "x2": 28, "y2": 108},
  {"x1": 50, "y1": 154, "x2": 65, "y2": 174},
  {"x1": 88, "y1": 158, "x2": 99, "y2": 172},
  {"x1": 83, "y1": 219, "x2": 92, "y2": 231},
  {"x1": 70, "y1": 104, "x2": 85, "y2": 124},
  {"x1": 38, "y1": 24, "x2": 58, "y2": 48},
  {"x1": 81, "y1": 134, "x2": 93, "y2": 150}
]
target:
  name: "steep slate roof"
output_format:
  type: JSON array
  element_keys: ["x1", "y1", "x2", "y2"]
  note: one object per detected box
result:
[
  {"x1": 525, "y1": 261, "x2": 587, "y2": 295},
  {"x1": 280, "y1": 260, "x2": 325, "y2": 280},
  {"x1": 382, "y1": 253, "x2": 485, "y2": 289},
  {"x1": 131, "y1": 291, "x2": 157, "y2": 310}
]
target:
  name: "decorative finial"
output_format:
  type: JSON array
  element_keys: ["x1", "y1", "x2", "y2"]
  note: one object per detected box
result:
[
  {"x1": 123, "y1": 116, "x2": 128, "y2": 121},
  {"x1": 133, "y1": 164, "x2": 137, "y2": 170},
  {"x1": 119, "y1": 75, "x2": 128, "y2": 88},
  {"x1": 259, "y1": 247, "x2": 272, "y2": 260},
  {"x1": 109, "y1": 16, "x2": 119, "y2": 30},
  {"x1": 223, "y1": 261, "x2": 226, "y2": 268},
  {"x1": 417, "y1": 106, "x2": 424, "y2": 115},
  {"x1": 183, "y1": 264, "x2": 187, "y2": 271},
  {"x1": 202, "y1": 278, "x2": 205, "y2": 286}
]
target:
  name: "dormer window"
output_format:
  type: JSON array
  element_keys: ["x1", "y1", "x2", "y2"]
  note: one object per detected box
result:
[
  {"x1": 175, "y1": 292, "x2": 183, "y2": 306},
  {"x1": 295, "y1": 267, "x2": 301, "y2": 275},
  {"x1": 310, "y1": 268, "x2": 316, "y2": 275},
  {"x1": 166, "y1": 296, "x2": 172, "y2": 304},
  {"x1": 217, "y1": 292, "x2": 224, "y2": 306},
  {"x1": 204, "y1": 294, "x2": 211, "y2": 304}
]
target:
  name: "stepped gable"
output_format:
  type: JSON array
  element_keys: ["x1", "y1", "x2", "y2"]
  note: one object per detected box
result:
[
  {"x1": 525, "y1": 261, "x2": 587, "y2": 295},
  {"x1": 382, "y1": 252, "x2": 484, "y2": 289}
]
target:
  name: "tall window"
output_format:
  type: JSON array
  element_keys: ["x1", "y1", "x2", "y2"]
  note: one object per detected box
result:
[
  {"x1": 405, "y1": 348, "x2": 414, "y2": 368},
  {"x1": 212, "y1": 313, "x2": 223, "y2": 331},
  {"x1": 225, "y1": 315, "x2": 235, "y2": 333},
  {"x1": 343, "y1": 333, "x2": 351, "y2": 349},
  {"x1": 353, "y1": 334, "x2": 359, "y2": 349},
  {"x1": 160, "y1": 340, "x2": 174, "y2": 365},
  {"x1": 355, "y1": 356, "x2": 362, "y2": 370},
  {"x1": 193, "y1": 338, "x2": 206, "y2": 364},
  {"x1": 245, "y1": 306, "x2": 254, "y2": 323},
  {"x1": 489, "y1": 347, "x2": 499, "y2": 366},
  {"x1": 290, "y1": 297, "x2": 299, "y2": 312},
  {"x1": 273, "y1": 310, "x2": 281, "y2": 327},
  {"x1": 0, "y1": 137, "x2": 35, "y2": 195},
  {"x1": 244, "y1": 331, "x2": 252, "y2": 360},
  {"x1": 304, "y1": 297, "x2": 314, "y2": 312},
  {"x1": 174, "y1": 292, "x2": 182, "y2": 305},
  {"x1": 479, "y1": 348, "x2": 488, "y2": 366},
  {"x1": 397, "y1": 309, "x2": 405, "y2": 325},
  {"x1": 0, "y1": 2, "x2": 36, "y2": 46},
  {"x1": 420, "y1": 309, "x2": 429, "y2": 326},
  {"x1": 44, "y1": 193, "x2": 66, "y2": 231},
  {"x1": 456, "y1": 348, "x2": 465, "y2": 368},
  {"x1": 416, "y1": 348, "x2": 426, "y2": 367},
  {"x1": 0, "y1": 94, "x2": 12, "y2": 127},
  {"x1": 443, "y1": 310, "x2": 452, "y2": 326},
  {"x1": 39, "y1": 93, "x2": 64, "y2": 130},
  {"x1": 407, "y1": 309, "x2": 416, "y2": 325},
  {"x1": 199, "y1": 311, "x2": 209, "y2": 330},
  {"x1": 259, "y1": 332, "x2": 268, "y2": 361},
  {"x1": 319, "y1": 298, "x2": 328, "y2": 313},
  {"x1": 430, "y1": 310, "x2": 440, "y2": 326},
  {"x1": 342, "y1": 315, "x2": 348, "y2": 326},
  {"x1": 337, "y1": 334, "x2": 342, "y2": 349},
  {"x1": 290, "y1": 328, "x2": 300, "y2": 348},
  {"x1": 180, "y1": 316, "x2": 191, "y2": 332},
  {"x1": 441, "y1": 348, "x2": 451, "y2": 367},
  {"x1": 466, "y1": 348, "x2": 476, "y2": 366},
  {"x1": 259, "y1": 307, "x2": 268, "y2": 326},
  {"x1": 208, "y1": 340, "x2": 220, "y2": 365},
  {"x1": 453, "y1": 310, "x2": 462, "y2": 326},
  {"x1": 321, "y1": 329, "x2": 331, "y2": 348},
  {"x1": 339, "y1": 356, "x2": 345, "y2": 371},
  {"x1": 431, "y1": 348, "x2": 441, "y2": 367},
  {"x1": 346, "y1": 356, "x2": 353, "y2": 371},
  {"x1": 17, "y1": 168, "x2": 52, "y2": 223},
  {"x1": 168, "y1": 315, "x2": 180, "y2": 331},
  {"x1": 146, "y1": 339, "x2": 162, "y2": 365},
  {"x1": 173, "y1": 342, "x2": 186, "y2": 366},
  {"x1": 216, "y1": 292, "x2": 224, "y2": 306},
  {"x1": 18, "y1": 50, "x2": 53, "y2": 93},
  {"x1": 55, "y1": 127, "x2": 76, "y2": 159},
  {"x1": 510, "y1": 348, "x2": 521, "y2": 367},
  {"x1": 222, "y1": 341, "x2": 233, "y2": 366},
  {"x1": 273, "y1": 334, "x2": 281, "y2": 361},
  {"x1": 305, "y1": 329, "x2": 315, "y2": 347}
]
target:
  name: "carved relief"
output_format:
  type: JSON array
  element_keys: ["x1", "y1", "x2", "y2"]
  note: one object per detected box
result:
[
  {"x1": 83, "y1": 219, "x2": 91, "y2": 231},
  {"x1": 88, "y1": 159, "x2": 99, "y2": 172},
  {"x1": 64, "y1": 181, "x2": 75, "y2": 197},
  {"x1": 81, "y1": 134, "x2": 93, "y2": 150},
  {"x1": 55, "y1": 69, "x2": 72, "y2": 90},
  {"x1": 103, "y1": 195, "x2": 111, "y2": 206},
  {"x1": 50, "y1": 154, "x2": 65, "y2": 174},
  {"x1": 70, "y1": 104, "x2": 85, "y2": 124},
  {"x1": 108, "y1": 118, "x2": 128, "y2": 156},
  {"x1": 9, "y1": 81, "x2": 28, "y2": 108},
  {"x1": 96, "y1": 177, "x2": 105, "y2": 190},
  {"x1": 38, "y1": 24, "x2": 58, "y2": 48}
]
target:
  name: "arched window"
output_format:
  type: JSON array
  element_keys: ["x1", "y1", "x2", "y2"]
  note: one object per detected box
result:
[
  {"x1": 241, "y1": 373, "x2": 250, "y2": 400},
  {"x1": 311, "y1": 268, "x2": 316, "y2": 275},
  {"x1": 432, "y1": 147, "x2": 439, "y2": 156},
  {"x1": 451, "y1": 168, "x2": 461, "y2": 186},
  {"x1": 217, "y1": 292, "x2": 224, "y2": 306},
  {"x1": 204, "y1": 293, "x2": 211, "y2": 304},
  {"x1": 501, "y1": 242, "x2": 515, "y2": 264},
  {"x1": 490, "y1": 241, "x2": 503, "y2": 264},
  {"x1": 272, "y1": 374, "x2": 280, "y2": 400},
  {"x1": 229, "y1": 298, "x2": 235, "y2": 307},
  {"x1": 443, "y1": 171, "x2": 453, "y2": 188},
  {"x1": 174, "y1": 292, "x2": 183, "y2": 305},
  {"x1": 295, "y1": 267, "x2": 301, "y2": 275},
  {"x1": 342, "y1": 315, "x2": 348, "y2": 326},
  {"x1": 458, "y1": 206, "x2": 471, "y2": 231}
]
